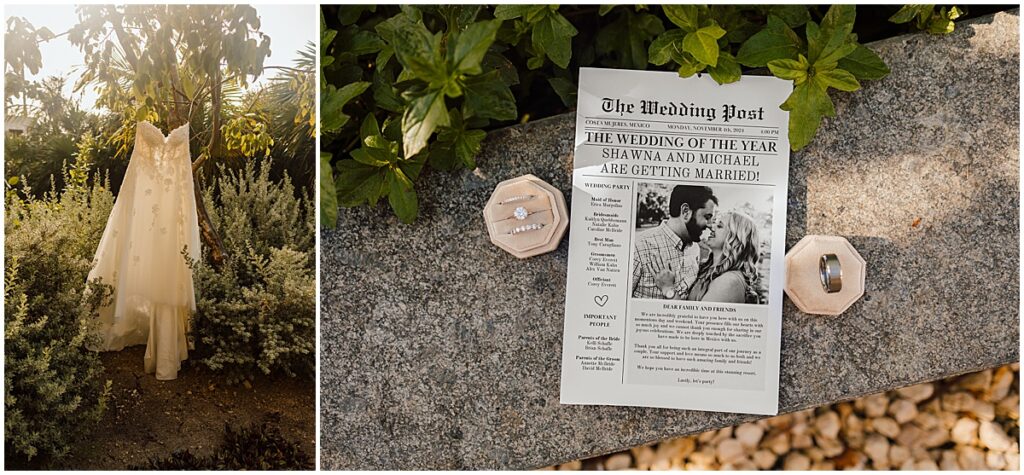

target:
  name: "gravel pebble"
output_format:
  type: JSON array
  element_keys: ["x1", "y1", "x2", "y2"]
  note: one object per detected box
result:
[{"x1": 564, "y1": 364, "x2": 1018, "y2": 471}]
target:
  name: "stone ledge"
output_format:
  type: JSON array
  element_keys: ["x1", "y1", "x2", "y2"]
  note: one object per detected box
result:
[{"x1": 320, "y1": 10, "x2": 1020, "y2": 470}]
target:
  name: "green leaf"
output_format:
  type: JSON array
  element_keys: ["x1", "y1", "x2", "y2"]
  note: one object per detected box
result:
[
  {"x1": 401, "y1": 90, "x2": 450, "y2": 158},
  {"x1": 339, "y1": 5, "x2": 375, "y2": 25},
  {"x1": 350, "y1": 148, "x2": 392, "y2": 167},
  {"x1": 816, "y1": 68, "x2": 861, "y2": 92},
  {"x1": 767, "y1": 5, "x2": 810, "y2": 27},
  {"x1": 338, "y1": 27, "x2": 385, "y2": 59},
  {"x1": 482, "y1": 52, "x2": 520, "y2": 86},
  {"x1": 375, "y1": 45, "x2": 394, "y2": 69},
  {"x1": 462, "y1": 71, "x2": 517, "y2": 121},
  {"x1": 437, "y1": 5, "x2": 482, "y2": 32},
  {"x1": 947, "y1": 6, "x2": 963, "y2": 21},
  {"x1": 814, "y1": 40, "x2": 858, "y2": 70},
  {"x1": 531, "y1": 10, "x2": 578, "y2": 68},
  {"x1": 599, "y1": 5, "x2": 616, "y2": 16},
  {"x1": 837, "y1": 44, "x2": 890, "y2": 80},
  {"x1": 547, "y1": 77, "x2": 578, "y2": 107},
  {"x1": 335, "y1": 159, "x2": 386, "y2": 207},
  {"x1": 805, "y1": 20, "x2": 823, "y2": 64},
  {"x1": 648, "y1": 29, "x2": 687, "y2": 66},
  {"x1": 493, "y1": 5, "x2": 538, "y2": 20},
  {"x1": 321, "y1": 27, "x2": 338, "y2": 59},
  {"x1": 320, "y1": 81, "x2": 370, "y2": 133},
  {"x1": 450, "y1": 129, "x2": 487, "y2": 168},
  {"x1": 676, "y1": 55, "x2": 701, "y2": 78},
  {"x1": 735, "y1": 15, "x2": 801, "y2": 67},
  {"x1": 596, "y1": 10, "x2": 665, "y2": 70},
  {"x1": 768, "y1": 55, "x2": 810, "y2": 84},
  {"x1": 372, "y1": 69, "x2": 405, "y2": 113},
  {"x1": 386, "y1": 167, "x2": 418, "y2": 223},
  {"x1": 360, "y1": 113, "x2": 382, "y2": 141},
  {"x1": 663, "y1": 5, "x2": 699, "y2": 31},
  {"x1": 400, "y1": 5, "x2": 423, "y2": 22},
  {"x1": 319, "y1": 153, "x2": 338, "y2": 228},
  {"x1": 382, "y1": 117, "x2": 403, "y2": 142},
  {"x1": 712, "y1": 6, "x2": 758, "y2": 44},
  {"x1": 428, "y1": 141, "x2": 460, "y2": 170},
  {"x1": 682, "y1": 24, "x2": 726, "y2": 66},
  {"x1": 888, "y1": 5, "x2": 921, "y2": 24},
  {"x1": 451, "y1": 19, "x2": 502, "y2": 74},
  {"x1": 398, "y1": 150, "x2": 428, "y2": 181},
  {"x1": 780, "y1": 79, "x2": 835, "y2": 150},
  {"x1": 927, "y1": 10, "x2": 956, "y2": 35},
  {"x1": 708, "y1": 51, "x2": 741, "y2": 85},
  {"x1": 376, "y1": 14, "x2": 444, "y2": 83},
  {"x1": 433, "y1": 109, "x2": 484, "y2": 168},
  {"x1": 813, "y1": 4, "x2": 856, "y2": 64}
]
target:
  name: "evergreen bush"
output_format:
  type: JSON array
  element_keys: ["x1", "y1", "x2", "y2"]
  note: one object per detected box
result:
[
  {"x1": 3, "y1": 171, "x2": 113, "y2": 466},
  {"x1": 191, "y1": 161, "x2": 316, "y2": 383}
]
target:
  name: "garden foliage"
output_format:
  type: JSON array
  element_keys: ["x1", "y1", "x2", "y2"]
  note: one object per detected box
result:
[
  {"x1": 4, "y1": 167, "x2": 113, "y2": 466},
  {"x1": 191, "y1": 161, "x2": 316, "y2": 383},
  {"x1": 321, "y1": 4, "x2": 969, "y2": 226},
  {"x1": 4, "y1": 7, "x2": 316, "y2": 467},
  {"x1": 4, "y1": 158, "x2": 314, "y2": 463},
  {"x1": 888, "y1": 5, "x2": 963, "y2": 34}
]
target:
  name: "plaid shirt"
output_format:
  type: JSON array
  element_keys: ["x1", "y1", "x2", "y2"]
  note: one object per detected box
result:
[{"x1": 631, "y1": 221, "x2": 701, "y2": 299}]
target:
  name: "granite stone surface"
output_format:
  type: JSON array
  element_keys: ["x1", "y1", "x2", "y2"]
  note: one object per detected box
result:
[{"x1": 320, "y1": 11, "x2": 1020, "y2": 470}]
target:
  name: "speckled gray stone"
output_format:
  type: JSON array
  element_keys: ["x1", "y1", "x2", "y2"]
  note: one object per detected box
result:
[{"x1": 320, "y1": 11, "x2": 1019, "y2": 470}]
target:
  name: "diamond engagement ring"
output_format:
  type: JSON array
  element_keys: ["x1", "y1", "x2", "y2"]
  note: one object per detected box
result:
[
  {"x1": 509, "y1": 223, "x2": 545, "y2": 235},
  {"x1": 512, "y1": 206, "x2": 530, "y2": 220},
  {"x1": 499, "y1": 194, "x2": 536, "y2": 205}
]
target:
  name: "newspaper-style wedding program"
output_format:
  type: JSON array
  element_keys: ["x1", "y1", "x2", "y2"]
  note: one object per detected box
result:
[{"x1": 560, "y1": 67, "x2": 792, "y2": 415}]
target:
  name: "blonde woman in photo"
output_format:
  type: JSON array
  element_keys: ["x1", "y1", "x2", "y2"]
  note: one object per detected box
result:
[{"x1": 686, "y1": 211, "x2": 764, "y2": 304}]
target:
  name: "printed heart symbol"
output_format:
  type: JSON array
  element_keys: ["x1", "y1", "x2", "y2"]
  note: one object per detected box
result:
[{"x1": 594, "y1": 295, "x2": 609, "y2": 307}]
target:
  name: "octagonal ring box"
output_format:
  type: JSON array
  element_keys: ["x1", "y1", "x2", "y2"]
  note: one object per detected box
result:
[
  {"x1": 784, "y1": 235, "x2": 866, "y2": 316},
  {"x1": 483, "y1": 174, "x2": 568, "y2": 259}
]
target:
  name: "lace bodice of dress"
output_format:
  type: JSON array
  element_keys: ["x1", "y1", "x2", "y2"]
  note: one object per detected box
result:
[{"x1": 134, "y1": 121, "x2": 191, "y2": 174}]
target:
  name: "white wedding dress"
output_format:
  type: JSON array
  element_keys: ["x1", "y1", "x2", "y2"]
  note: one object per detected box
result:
[{"x1": 87, "y1": 121, "x2": 201, "y2": 380}]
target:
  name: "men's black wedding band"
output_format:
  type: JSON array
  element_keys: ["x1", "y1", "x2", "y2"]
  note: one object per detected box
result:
[{"x1": 819, "y1": 254, "x2": 842, "y2": 293}]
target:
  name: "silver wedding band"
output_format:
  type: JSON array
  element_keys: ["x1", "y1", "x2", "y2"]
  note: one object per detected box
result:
[
  {"x1": 509, "y1": 223, "x2": 545, "y2": 235},
  {"x1": 819, "y1": 254, "x2": 842, "y2": 293},
  {"x1": 499, "y1": 194, "x2": 536, "y2": 205}
]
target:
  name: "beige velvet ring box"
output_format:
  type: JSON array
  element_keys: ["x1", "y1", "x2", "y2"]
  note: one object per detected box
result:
[
  {"x1": 784, "y1": 235, "x2": 866, "y2": 316},
  {"x1": 483, "y1": 174, "x2": 568, "y2": 259}
]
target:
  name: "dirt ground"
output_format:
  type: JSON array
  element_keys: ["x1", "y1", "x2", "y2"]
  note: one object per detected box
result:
[{"x1": 61, "y1": 346, "x2": 315, "y2": 470}]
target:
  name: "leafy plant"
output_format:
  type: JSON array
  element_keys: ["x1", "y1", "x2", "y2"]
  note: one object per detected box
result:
[
  {"x1": 4, "y1": 16, "x2": 55, "y2": 113},
  {"x1": 889, "y1": 5, "x2": 963, "y2": 35},
  {"x1": 321, "y1": 6, "x2": 520, "y2": 225},
  {"x1": 4, "y1": 167, "x2": 113, "y2": 467},
  {"x1": 191, "y1": 161, "x2": 315, "y2": 383},
  {"x1": 323, "y1": 5, "x2": 981, "y2": 225},
  {"x1": 762, "y1": 5, "x2": 890, "y2": 149},
  {"x1": 494, "y1": 5, "x2": 578, "y2": 70}
]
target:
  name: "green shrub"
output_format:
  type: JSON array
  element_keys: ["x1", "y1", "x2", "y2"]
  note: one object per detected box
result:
[
  {"x1": 191, "y1": 161, "x2": 315, "y2": 383},
  {"x1": 3, "y1": 173, "x2": 113, "y2": 467},
  {"x1": 322, "y1": 5, "x2": 976, "y2": 225},
  {"x1": 889, "y1": 5, "x2": 963, "y2": 34},
  {"x1": 132, "y1": 422, "x2": 313, "y2": 470}
]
